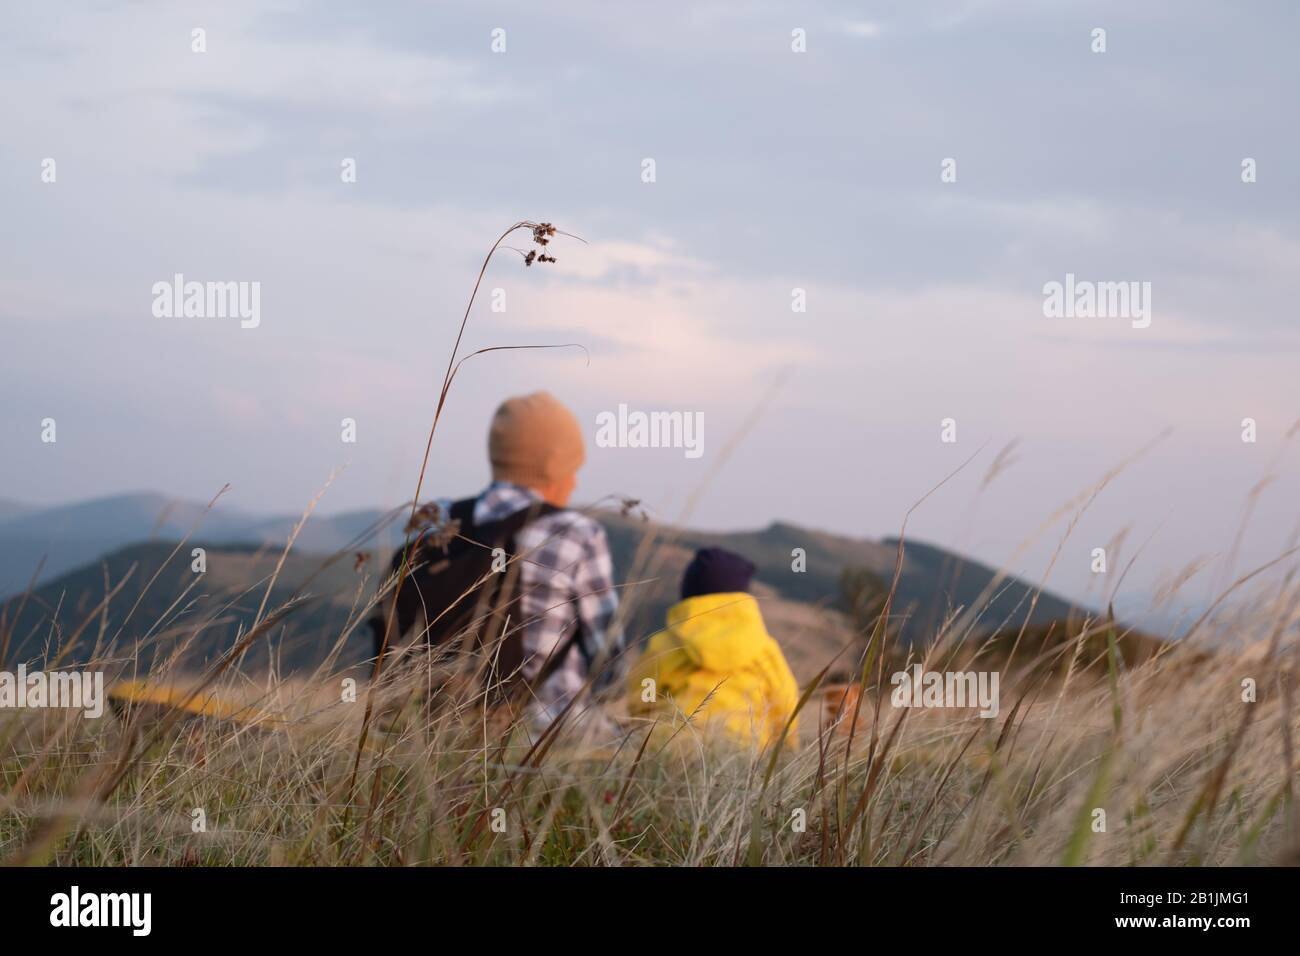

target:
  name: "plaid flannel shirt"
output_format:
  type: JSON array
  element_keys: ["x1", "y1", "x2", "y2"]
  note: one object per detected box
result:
[{"x1": 439, "y1": 481, "x2": 623, "y2": 726}]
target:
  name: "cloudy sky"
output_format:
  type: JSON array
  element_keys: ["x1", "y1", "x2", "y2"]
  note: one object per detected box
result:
[{"x1": 2, "y1": 0, "x2": 1298, "y2": 610}]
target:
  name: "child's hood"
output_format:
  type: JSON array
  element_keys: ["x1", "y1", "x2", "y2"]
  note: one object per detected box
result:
[{"x1": 660, "y1": 592, "x2": 776, "y2": 671}]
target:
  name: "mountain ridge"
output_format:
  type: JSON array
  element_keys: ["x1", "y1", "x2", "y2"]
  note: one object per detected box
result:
[{"x1": 0, "y1": 492, "x2": 1115, "y2": 681}]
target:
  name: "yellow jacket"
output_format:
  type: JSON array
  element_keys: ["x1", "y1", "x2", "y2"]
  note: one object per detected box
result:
[{"x1": 626, "y1": 592, "x2": 800, "y2": 749}]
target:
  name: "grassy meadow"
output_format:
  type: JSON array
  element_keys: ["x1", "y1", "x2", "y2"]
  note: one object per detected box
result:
[{"x1": 1, "y1": 543, "x2": 1297, "y2": 867}]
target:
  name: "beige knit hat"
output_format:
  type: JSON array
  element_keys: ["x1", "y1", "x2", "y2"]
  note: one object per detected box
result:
[{"x1": 488, "y1": 391, "x2": 586, "y2": 488}]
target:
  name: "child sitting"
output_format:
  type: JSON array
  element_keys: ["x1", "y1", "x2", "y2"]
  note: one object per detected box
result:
[{"x1": 626, "y1": 547, "x2": 799, "y2": 749}]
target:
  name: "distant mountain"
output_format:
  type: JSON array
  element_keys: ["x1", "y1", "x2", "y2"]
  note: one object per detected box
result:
[
  {"x1": 0, "y1": 499, "x2": 32, "y2": 522},
  {"x1": 1109, "y1": 592, "x2": 1210, "y2": 639},
  {"x1": 0, "y1": 492, "x2": 1108, "y2": 681},
  {"x1": 0, "y1": 492, "x2": 251, "y2": 597},
  {"x1": 1, "y1": 540, "x2": 376, "y2": 676},
  {"x1": 597, "y1": 513, "x2": 1082, "y2": 642},
  {"x1": 878, "y1": 537, "x2": 1080, "y2": 635},
  {"x1": 0, "y1": 492, "x2": 405, "y2": 598},
  {"x1": 0, "y1": 491, "x2": 267, "y2": 543}
]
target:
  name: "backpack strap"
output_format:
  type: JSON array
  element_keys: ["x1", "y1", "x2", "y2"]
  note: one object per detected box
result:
[
  {"x1": 446, "y1": 496, "x2": 477, "y2": 533},
  {"x1": 526, "y1": 617, "x2": 588, "y2": 696}
]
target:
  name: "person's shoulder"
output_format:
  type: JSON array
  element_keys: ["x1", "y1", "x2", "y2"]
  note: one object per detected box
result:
[
  {"x1": 529, "y1": 507, "x2": 609, "y2": 545},
  {"x1": 538, "y1": 506, "x2": 604, "y2": 532}
]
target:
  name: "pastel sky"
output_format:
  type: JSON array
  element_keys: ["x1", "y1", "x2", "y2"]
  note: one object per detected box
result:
[{"x1": 2, "y1": 0, "x2": 1298, "y2": 611}]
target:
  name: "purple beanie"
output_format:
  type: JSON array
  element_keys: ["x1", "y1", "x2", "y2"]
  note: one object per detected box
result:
[{"x1": 681, "y1": 547, "x2": 757, "y2": 600}]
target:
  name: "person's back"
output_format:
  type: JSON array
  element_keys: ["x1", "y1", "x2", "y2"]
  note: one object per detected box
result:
[
  {"x1": 626, "y1": 548, "x2": 799, "y2": 749},
  {"x1": 371, "y1": 391, "x2": 623, "y2": 731}
]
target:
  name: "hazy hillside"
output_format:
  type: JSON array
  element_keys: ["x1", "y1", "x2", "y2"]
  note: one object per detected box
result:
[
  {"x1": 0, "y1": 492, "x2": 258, "y2": 596},
  {"x1": 0, "y1": 492, "x2": 407, "y2": 598},
  {"x1": 0, "y1": 494, "x2": 1104, "y2": 681},
  {"x1": 1, "y1": 540, "x2": 377, "y2": 676},
  {"x1": 0, "y1": 499, "x2": 31, "y2": 522},
  {"x1": 597, "y1": 512, "x2": 1082, "y2": 647}
]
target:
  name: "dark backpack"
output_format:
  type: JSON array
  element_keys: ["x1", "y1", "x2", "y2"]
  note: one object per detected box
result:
[{"x1": 368, "y1": 497, "x2": 574, "y2": 696}]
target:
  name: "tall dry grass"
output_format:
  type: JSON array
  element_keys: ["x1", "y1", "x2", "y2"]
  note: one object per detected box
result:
[{"x1": 1, "y1": 525, "x2": 1297, "y2": 866}]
